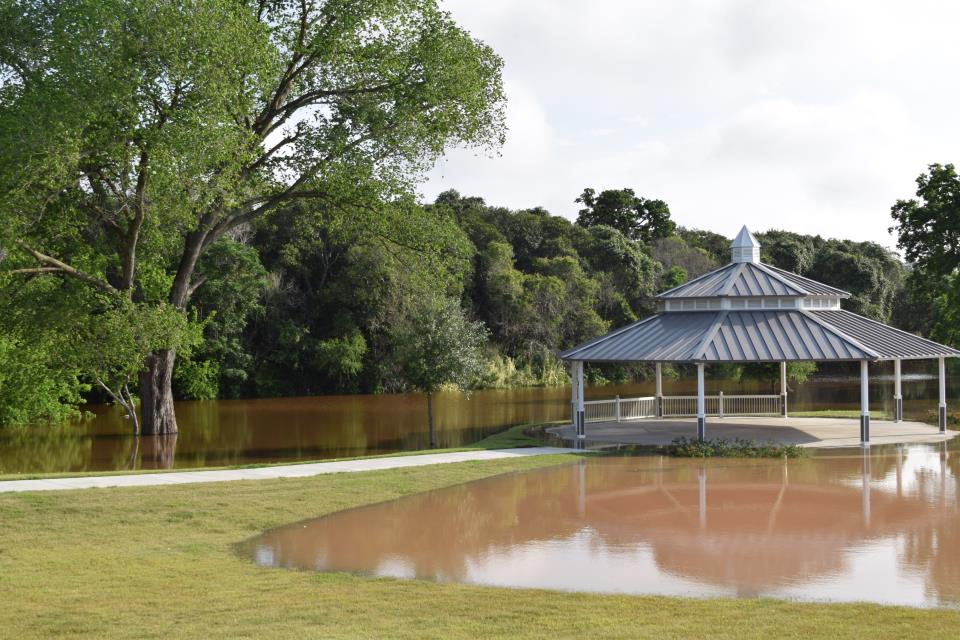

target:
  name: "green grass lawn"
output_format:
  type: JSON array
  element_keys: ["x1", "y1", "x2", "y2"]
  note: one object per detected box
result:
[{"x1": 2, "y1": 453, "x2": 959, "y2": 639}]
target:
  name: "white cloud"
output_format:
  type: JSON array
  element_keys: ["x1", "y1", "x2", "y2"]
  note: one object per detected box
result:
[{"x1": 424, "y1": 0, "x2": 960, "y2": 247}]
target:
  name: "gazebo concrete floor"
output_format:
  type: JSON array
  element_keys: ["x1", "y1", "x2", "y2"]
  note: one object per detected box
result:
[{"x1": 548, "y1": 416, "x2": 958, "y2": 449}]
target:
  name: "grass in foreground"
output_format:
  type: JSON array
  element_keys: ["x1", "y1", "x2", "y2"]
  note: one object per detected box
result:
[{"x1": 2, "y1": 454, "x2": 959, "y2": 639}]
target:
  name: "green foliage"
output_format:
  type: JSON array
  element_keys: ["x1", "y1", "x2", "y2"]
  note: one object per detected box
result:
[
  {"x1": 756, "y1": 231, "x2": 905, "y2": 322},
  {"x1": 0, "y1": 332, "x2": 86, "y2": 426},
  {"x1": 891, "y1": 163, "x2": 960, "y2": 276},
  {"x1": 391, "y1": 296, "x2": 488, "y2": 395},
  {"x1": 0, "y1": 276, "x2": 91, "y2": 427},
  {"x1": 74, "y1": 299, "x2": 205, "y2": 424},
  {"x1": 314, "y1": 333, "x2": 368, "y2": 388},
  {"x1": 891, "y1": 164, "x2": 960, "y2": 346},
  {"x1": 667, "y1": 437, "x2": 805, "y2": 458},
  {"x1": 662, "y1": 265, "x2": 688, "y2": 289},
  {"x1": 575, "y1": 187, "x2": 676, "y2": 243},
  {"x1": 478, "y1": 353, "x2": 568, "y2": 389},
  {"x1": 738, "y1": 362, "x2": 818, "y2": 389},
  {"x1": 0, "y1": 0, "x2": 506, "y2": 427},
  {"x1": 173, "y1": 358, "x2": 220, "y2": 401}
]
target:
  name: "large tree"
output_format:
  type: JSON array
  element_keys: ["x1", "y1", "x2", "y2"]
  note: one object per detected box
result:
[
  {"x1": 891, "y1": 163, "x2": 960, "y2": 344},
  {"x1": 0, "y1": 0, "x2": 505, "y2": 433}
]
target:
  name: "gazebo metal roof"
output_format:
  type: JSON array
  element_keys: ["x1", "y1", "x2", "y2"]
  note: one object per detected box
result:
[
  {"x1": 560, "y1": 226, "x2": 960, "y2": 364},
  {"x1": 657, "y1": 261, "x2": 849, "y2": 299}
]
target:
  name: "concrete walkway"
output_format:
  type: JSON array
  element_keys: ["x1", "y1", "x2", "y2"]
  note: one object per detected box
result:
[
  {"x1": 0, "y1": 447, "x2": 575, "y2": 493},
  {"x1": 549, "y1": 417, "x2": 959, "y2": 449}
]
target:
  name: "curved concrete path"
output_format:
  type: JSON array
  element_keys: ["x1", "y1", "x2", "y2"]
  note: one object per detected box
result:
[
  {"x1": 549, "y1": 417, "x2": 958, "y2": 449},
  {"x1": 0, "y1": 447, "x2": 575, "y2": 493}
]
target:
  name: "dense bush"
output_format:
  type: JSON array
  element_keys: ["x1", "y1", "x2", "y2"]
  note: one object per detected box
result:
[{"x1": 667, "y1": 437, "x2": 805, "y2": 458}]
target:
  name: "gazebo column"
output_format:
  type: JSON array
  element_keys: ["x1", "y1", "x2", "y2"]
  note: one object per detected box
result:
[
  {"x1": 939, "y1": 356, "x2": 947, "y2": 433},
  {"x1": 696, "y1": 362, "x2": 706, "y2": 442},
  {"x1": 893, "y1": 359, "x2": 903, "y2": 423},
  {"x1": 780, "y1": 361, "x2": 788, "y2": 418},
  {"x1": 860, "y1": 360, "x2": 870, "y2": 445},
  {"x1": 571, "y1": 361, "x2": 586, "y2": 438},
  {"x1": 655, "y1": 363, "x2": 663, "y2": 418}
]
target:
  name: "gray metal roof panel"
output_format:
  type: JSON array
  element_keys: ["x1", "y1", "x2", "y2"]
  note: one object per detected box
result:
[
  {"x1": 561, "y1": 310, "x2": 881, "y2": 362},
  {"x1": 657, "y1": 264, "x2": 736, "y2": 299},
  {"x1": 759, "y1": 263, "x2": 850, "y2": 297},
  {"x1": 703, "y1": 311, "x2": 873, "y2": 361},
  {"x1": 658, "y1": 262, "x2": 807, "y2": 299},
  {"x1": 811, "y1": 310, "x2": 960, "y2": 358},
  {"x1": 560, "y1": 312, "x2": 716, "y2": 362}
]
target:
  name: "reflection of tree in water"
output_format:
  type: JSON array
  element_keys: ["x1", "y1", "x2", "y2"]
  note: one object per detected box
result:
[
  {"x1": 898, "y1": 445, "x2": 960, "y2": 605},
  {"x1": 0, "y1": 425, "x2": 93, "y2": 474},
  {"x1": 251, "y1": 453, "x2": 959, "y2": 601}
]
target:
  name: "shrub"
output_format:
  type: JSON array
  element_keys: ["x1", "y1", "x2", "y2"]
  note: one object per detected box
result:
[{"x1": 667, "y1": 436, "x2": 805, "y2": 458}]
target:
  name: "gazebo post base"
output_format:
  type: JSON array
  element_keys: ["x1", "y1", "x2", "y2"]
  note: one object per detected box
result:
[
  {"x1": 860, "y1": 414, "x2": 870, "y2": 445},
  {"x1": 697, "y1": 417, "x2": 705, "y2": 442}
]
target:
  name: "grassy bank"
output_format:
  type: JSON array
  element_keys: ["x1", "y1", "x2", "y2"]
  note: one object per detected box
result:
[{"x1": 3, "y1": 454, "x2": 960, "y2": 639}]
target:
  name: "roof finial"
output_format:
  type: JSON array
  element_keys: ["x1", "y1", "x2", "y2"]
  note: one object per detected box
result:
[{"x1": 731, "y1": 225, "x2": 760, "y2": 263}]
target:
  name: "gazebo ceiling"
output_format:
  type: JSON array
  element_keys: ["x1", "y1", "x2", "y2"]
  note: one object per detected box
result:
[{"x1": 560, "y1": 226, "x2": 960, "y2": 364}]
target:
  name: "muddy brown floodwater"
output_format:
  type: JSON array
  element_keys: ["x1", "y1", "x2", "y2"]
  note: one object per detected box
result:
[
  {"x1": 247, "y1": 445, "x2": 960, "y2": 607},
  {"x1": 0, "y1": 359, "x2": 957, "y2": 474}
]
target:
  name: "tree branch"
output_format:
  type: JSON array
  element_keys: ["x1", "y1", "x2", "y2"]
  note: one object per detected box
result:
[{"x1": 16, "y1": 241, "x2": 118, "y2": 294}]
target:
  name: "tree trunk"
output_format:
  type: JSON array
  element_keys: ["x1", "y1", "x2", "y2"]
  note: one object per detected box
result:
[
  {"x1": 139, "y1": 349, "x2": 178, "y2": 435},
  {"x1": 427, "y1": 392, "x2": 436, "y2": 448}
]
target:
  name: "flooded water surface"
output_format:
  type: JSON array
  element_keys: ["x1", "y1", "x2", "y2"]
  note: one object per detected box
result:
[
  {"x1": 0, "y1": 360, "x2": 957, "y2": 473},
  {"x1": 248, "y1": 446, "x2": 960, "y2": 607}
]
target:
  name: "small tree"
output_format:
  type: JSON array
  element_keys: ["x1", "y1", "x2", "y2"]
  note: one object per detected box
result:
[{"x1": 392, "y1": 297, "x2": 487, "y2": 447}]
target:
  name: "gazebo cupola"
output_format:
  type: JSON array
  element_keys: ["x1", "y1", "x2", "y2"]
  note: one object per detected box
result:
[
  {"x1": 730, "y1": 225, "x2": 760, "y2": 263},
  {"x1": 656, "y1": 226, "x2": 845, "y2": 314},
  {"x1": 560, "y1": 225, "x2": 960, "y2": 445}
]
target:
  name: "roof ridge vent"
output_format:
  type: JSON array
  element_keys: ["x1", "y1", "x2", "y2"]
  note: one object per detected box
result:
[{"x1": 731, "y1": 225, "x2": 760, "y2": 263}]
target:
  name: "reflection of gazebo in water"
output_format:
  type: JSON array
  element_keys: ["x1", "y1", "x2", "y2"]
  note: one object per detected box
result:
[
  {"x1": 559, "y1": 226, "x2": 960, "y2": 445},
  {"x1": 248, "y1": 454, "x2": 957, "y2": 601}
]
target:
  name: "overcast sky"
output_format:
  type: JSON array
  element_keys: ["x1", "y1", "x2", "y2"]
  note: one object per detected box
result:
[{"x1": 423, "y1": 0, "x2": 960, "y2": 248}]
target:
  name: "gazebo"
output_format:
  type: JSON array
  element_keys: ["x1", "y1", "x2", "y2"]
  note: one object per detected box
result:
[{"x1": 560, "y1": 226, "x2": 960, "y2": 445}]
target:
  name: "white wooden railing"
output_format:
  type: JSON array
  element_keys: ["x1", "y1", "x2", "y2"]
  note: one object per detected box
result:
[{"x1": 583, "y1": 393, "x2": 782, "y2": 423}]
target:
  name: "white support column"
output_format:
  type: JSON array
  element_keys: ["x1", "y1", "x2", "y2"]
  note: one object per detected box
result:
[
  {"x1": 696, "y1": 363, "x2": 706, "y2": 442},
  {"x1": 780, "y1": 361, "x2": 788, "y2": 418},
  {"x1": 571, "y1": 361, "x2": 586, "y2": 438},
  {"x1": 893, "y1": 358, "x2": 903, "y2": 423},
  {"x1": 577, "y1": 361, "x2": 586, "y2": 438},
  {"x1": 939, "y1": 356, "x2": 947, "y2": 433},
  {"x1": 615, "y1": 395, "x2": 621, "y2": 423},
  {"x1": 655, "y1": 362, "x2": 663, "y2": 418},
  {"x1": 860, "y1": 360, "x2": 870, "y2": 445}
]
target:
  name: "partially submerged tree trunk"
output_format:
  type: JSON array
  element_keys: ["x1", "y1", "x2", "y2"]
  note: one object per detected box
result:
[
  {"x1": 426, "y1": 392, "x2": 436, "y2": 448},
  {"x1": 139, "y1": 350, "x2": 178, "y2": 435}
]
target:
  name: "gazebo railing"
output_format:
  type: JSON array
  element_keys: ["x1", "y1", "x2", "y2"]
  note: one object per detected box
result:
[{"x1": 584, "y1": 393, "x2": 782, "y2": 423}]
